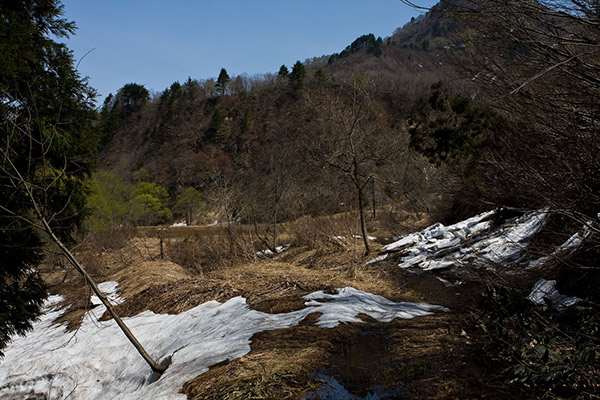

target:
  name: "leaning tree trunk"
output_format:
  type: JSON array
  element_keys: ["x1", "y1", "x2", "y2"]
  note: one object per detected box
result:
[
  {"x1": 19, "y1": 172, "x2": 167, "y2": 373},
  {"x1": 40, "y1": 217, "x2": 167, "y2": 373},
  {"x1": 371, "y1": 177, "x2": 376, "y2": 219}
]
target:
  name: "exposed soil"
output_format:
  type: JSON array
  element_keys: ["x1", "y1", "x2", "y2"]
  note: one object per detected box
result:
[{"x1": 39, "y1": 223, "x2": 531, "y2": 399}]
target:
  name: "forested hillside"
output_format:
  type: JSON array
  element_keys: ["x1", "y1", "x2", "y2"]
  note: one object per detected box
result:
[
  {"x1": 93, "y1": 2, "x2": 478, "y2": 231},
  {"x1": 92, "y1": 2, "x2": 600, "y2": 396},
  {"x1": 2, "y1": 1, "x2": 599, "y2": 398}
]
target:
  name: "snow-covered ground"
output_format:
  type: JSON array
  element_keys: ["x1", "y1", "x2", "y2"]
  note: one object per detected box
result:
[
  {"x1": 0, "y1": 285, "x2": 446, "y2": 399},
  {"x1": 370, "y1": 209, "x2": 549, "y2": 271}
]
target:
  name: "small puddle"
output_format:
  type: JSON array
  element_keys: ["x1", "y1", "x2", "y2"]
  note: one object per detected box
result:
[
  {"x1": 303, "y1": 326, "x2": 407, "y2": 399},
  {"x1": 303, "y1": 373, "x2": 404, "y2": 399}
]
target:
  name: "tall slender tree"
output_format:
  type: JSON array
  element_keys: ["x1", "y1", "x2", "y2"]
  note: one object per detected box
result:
[
  {"x1": 0, "y1": 0, "x2": 98, "y2": 353},
  {"x1": 306, "y1": 77, "x2": 408, "y2": 255},
  {"x1": 278, "y1": 64, "x2": 290, "y2": 79},
  {"x1": 216, "y1": 67, "x2": 230, "y2": 95},
  {"x1": 289, "y1": 61, "x2": 306, "y2": 91}
]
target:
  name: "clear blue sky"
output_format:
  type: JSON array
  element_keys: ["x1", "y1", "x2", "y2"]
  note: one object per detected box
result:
[{"x1": 61, "y1": 0, "x2": 438, "y2": 102}]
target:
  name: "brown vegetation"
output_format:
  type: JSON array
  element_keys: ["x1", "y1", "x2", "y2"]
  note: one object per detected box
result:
[
  {"x1": 36, "y1": 0, "x2": 600, "y2": 396},
  {"x1": 38, "y1": 208, "x2": 535, "y2": 399}
]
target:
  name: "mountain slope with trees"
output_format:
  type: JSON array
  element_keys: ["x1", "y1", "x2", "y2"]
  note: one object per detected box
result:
[
  {"x1": 93, "y1": 2, "x2": 600, "y2": 396},
  {"x1": 2, "y1": 0, "x2": 599, "y2": 398}
]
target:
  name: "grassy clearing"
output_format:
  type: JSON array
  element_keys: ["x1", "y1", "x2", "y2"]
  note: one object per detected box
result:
[{"x1": 37, "y1": 212, "x2": 523, "y2": 399}]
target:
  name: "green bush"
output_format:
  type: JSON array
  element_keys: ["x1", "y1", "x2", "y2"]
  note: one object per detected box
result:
[{"x1": 477, "y1": 286, "x2": 600, "y2": 398}]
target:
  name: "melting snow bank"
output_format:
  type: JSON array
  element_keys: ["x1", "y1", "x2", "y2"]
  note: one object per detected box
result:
[
  {"x1": 374, "y1": 209, "x2": 548, "y2": 271},
  {"x1": 0, "y1": 286, "x2": 446, "y2": 400},
  {"x1": 527, "y1": 279, "x2": 580, "y2": 310}
]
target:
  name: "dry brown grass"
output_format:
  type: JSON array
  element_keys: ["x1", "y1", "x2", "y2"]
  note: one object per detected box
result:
[
  {"x1": 37, "y1": 213, "x2": 521, "y2": 399},
  {"x1": 182, "y1": 315, "x2": 333, "y2": 400},
  {"x1": 110, "y1": 260, "x2": 190, "y2": 299},
  {"x1": 165, "y1": 233, "x2": 245, "y2": 274},
  {"x1": 41, "y1": 217, "x2": 418, "y2": 330}
]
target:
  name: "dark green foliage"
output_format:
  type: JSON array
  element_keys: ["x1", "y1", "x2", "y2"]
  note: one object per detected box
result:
[
  {"x1": 277, "y1": 65, "x2": 289, "y2": 79},
  {"x1": 407, "y1": 81, "x2": 522, "y2": 216},
  {"x1": 118, "y1": 83, "x2": 150, "y2": 114},
  {"x1": 99, "y1": 83, "x2": 149, "y2": 146},
  {"x1": 240, "y1": 109, "x2": 250, "y2": 133},
  {"x1": 313, "y1": 68, "x2": 327, "y2": 83},
  {"x1": 99, "y1": 94, "x2": 119, "y2": 147},
  {"x1": 216, "y1": 68, "x2": 230, "y2": 95},
  {"x1": 328, "y1": 33, "x2": 383, "y2": 63},
  {"x1": 206, "y1": 108, "x2": 223, "y2": 141},
  {"x1": 0, "y1": 225, "x2": 46, "y2": 357},
  {"x1": 289, "y1": 61, "x2": 305, "y2": 91},
  {"x1": 409, "y1": 82, "x2": 506, "y2": 165},
  {"x1": 160, "y1": 81, "x2": 182, "y2": 108},
  {"x1": 478, "y1": 286, "x2": 600, "y2": 398},
  {"x1": 0, "y1": 0, "x2": 98, "y2": 352}
]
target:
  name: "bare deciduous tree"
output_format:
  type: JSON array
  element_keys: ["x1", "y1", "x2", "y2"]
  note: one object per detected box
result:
[
  {"x1": 306, "y1": 76, "x2": 409, "y2": 254},
  {"x1": 452, "y1": 0, "x2": 600, "y2": 232}
]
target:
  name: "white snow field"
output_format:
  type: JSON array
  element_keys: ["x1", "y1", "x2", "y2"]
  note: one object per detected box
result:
[
  {"x1": 0, "y1": 285, "x2": 446, "y2": 399},
  {"x1": 372, "y1": 209, "x2": 549, "y2": 271}
]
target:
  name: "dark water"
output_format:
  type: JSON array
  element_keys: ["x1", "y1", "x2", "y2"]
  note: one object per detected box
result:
[
  {"x1": 303, "y1": 326, "x2": 407, "y2": 400},
  {"x1": 303, "y1": 373, "x2": 405, "y2": 400}
]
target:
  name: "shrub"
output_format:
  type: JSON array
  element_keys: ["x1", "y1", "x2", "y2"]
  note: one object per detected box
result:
[
  {"x1": 167, "y1": 228, "x2": 254, "y2": 273},
  {"x1": 477, "y1": 286, "x2": 600, "y2": 399}
]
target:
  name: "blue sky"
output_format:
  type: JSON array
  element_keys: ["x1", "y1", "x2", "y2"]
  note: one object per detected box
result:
[{"x1": 61, "y1": 0, "x2": 438, "y2": 101}]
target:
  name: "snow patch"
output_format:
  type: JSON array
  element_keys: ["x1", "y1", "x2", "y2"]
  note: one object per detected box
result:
[
  {"x1": 352, "y1": 235, "x2": 377, "y2": 241},
  {"x1": 527, "y1": 279, "x2": 580, "y2": 310},
  {"x1": 256, "y1": 244, "x2": 290, "y2": 257},
  {"x1": 90, "y1": 281, "x2": 124, "y2": 307},
  {"x1": 365, "y1": 253, "x2": 388, "y2": 266},
  {"x1": 303, "y1": 287, "x2": 448, "y2": 328},
  {"x1": 528, "y1": 224, "x2": 591, "y2": 269},
  {"x1": 0, "y1": 285, "x2": 446, "y2": 399},
  {"x1": 382, "y1": 210, "x2": 548, "y2": 271}
]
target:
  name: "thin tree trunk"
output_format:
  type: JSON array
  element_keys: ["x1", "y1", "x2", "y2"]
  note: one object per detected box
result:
[
  {"x1": 353, "y1": 156, "x2": 371, "y2": 255},
  {"x1": 14, "y1": 166, "x2": 167, "y2": 374},
  {"x1": 357, "y1": 185, "x2": 371, "y2": 255},
  {"x1": 371, "y1": 177, "x2": 376, "y2": 219},
  {"x1": 272, "y1": 200, "x2": 278, "y2": 251}
]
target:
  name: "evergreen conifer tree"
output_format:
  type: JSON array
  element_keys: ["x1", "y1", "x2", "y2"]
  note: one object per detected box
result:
[
  {"x1": 216, "y1": 68, "x2": 230, "y2": 95},
  {"x1": 278, "y1": 65, "x2": 290, "y2": 78},
  {"x1": 0, "y1": 0, "x2": 98, "y2": 354},
  {"x1": 289, "y1": 61, "x2": 306, "y2": 91}
]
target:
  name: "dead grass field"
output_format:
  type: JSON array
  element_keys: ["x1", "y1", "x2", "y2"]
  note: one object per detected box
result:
[{"x1": 38, "y1": 213, "x2": 527, "y2": 399}]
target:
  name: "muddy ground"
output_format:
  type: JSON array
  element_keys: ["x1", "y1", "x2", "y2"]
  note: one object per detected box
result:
[{"x1": 40, "y1": 221, "x2": 531, "y2": 399}]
